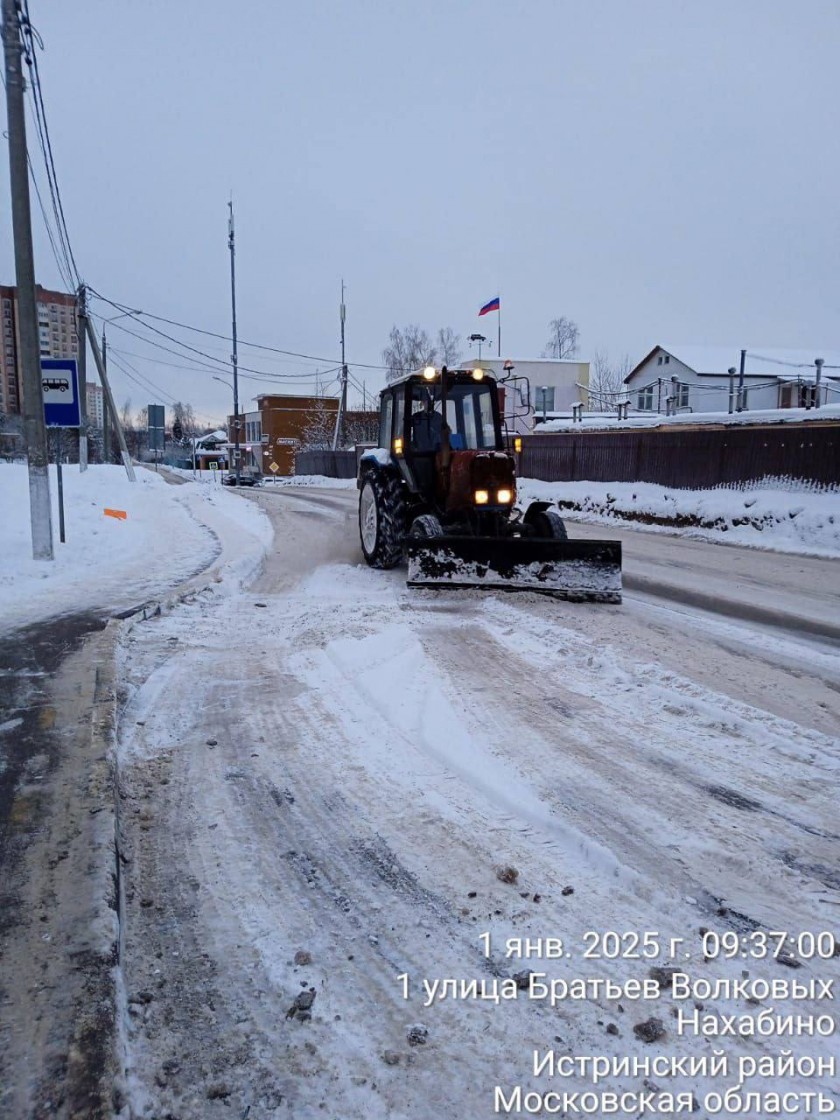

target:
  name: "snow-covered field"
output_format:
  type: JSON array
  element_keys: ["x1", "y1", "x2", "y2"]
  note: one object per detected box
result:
[
  {"x1": 518, "y1": 478, "x2": 840, "y2": 558},
  {"x1": 0, "y1": 463, "x2": 272, "y2": 630},
  {"x1": 113, "y1": 485, "x2": 840, "y2": 1119}
]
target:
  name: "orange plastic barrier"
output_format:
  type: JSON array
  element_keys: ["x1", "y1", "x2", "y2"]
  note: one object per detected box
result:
[{"x1": 104, "y1": 508, "x2": 128, "y2": 521}]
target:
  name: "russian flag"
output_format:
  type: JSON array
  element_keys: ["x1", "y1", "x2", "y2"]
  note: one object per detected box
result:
[{"x1": 478, "y1": 296, "x2": 500, "y2": 316}]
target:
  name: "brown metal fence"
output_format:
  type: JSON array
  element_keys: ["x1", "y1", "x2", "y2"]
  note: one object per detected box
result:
[
  {"x1": 294, "y1": 424, "x2": 840, "y2": 489},
  {"x1": 294, "y1": 449, "x2": 357, "y2": 478},
  {"x1": 520, "y1": 423, "x2": 840, "y2": 489}
]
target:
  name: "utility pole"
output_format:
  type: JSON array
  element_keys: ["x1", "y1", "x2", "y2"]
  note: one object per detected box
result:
[
  {"x1": 101, "y1": 327, "x2": 110, "y2": 462},
  {"x1": 228, "y1": 200, "x2": 240, "y2": 486},
  {"x1": 84, "y1": 318, "x2": 135, "y2": 480},
  {"x1": 3, "y1": 0, "x2": 53, "y2": 559},
  {"x1": 332, "y1": 279, "x2": 348, "y2": 451},
  {"x1": 77, "y1": 284, "x2": 88, "y2": 470}
]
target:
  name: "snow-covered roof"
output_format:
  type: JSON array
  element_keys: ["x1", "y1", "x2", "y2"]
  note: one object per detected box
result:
[
  {"x1": 475, "y1": 357, "x2": 588, "y2": 366},
  {"x1": 538, "y1": 402, "x2": 840, "y2": 432},
  {"x1": 627, "y1": 345, "x2": 840, "y2": 382}
]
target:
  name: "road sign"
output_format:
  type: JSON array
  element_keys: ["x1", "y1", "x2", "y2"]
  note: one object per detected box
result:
[
  {"x1": 42, "y1": 359, "x2": 80, "y2": 427},
  {"x1": 209, "y1": 461, "x2": 218, "y2": 470},
  {"x1": 268, "y1": 461, "x2": 279, "y2": 473},
  {"x1": 148, "y1": 404, "x2": 165, "y2": 451}
]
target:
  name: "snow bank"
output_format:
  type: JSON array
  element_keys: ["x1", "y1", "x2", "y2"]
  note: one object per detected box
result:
[
  {"x1": 0, "y1": 463, "x2": 272, "y2": 630},
  {"x1": 518, "y1": 478, "x2": 840, "y2": 558},
  {"x1": 273, "y1": 474, "x2": 357, "y2": 489}
]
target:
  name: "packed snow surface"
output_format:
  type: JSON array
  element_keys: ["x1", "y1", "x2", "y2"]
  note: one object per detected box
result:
[
  {"x1": 112, "y1": 486, "x2": 840, "y2": 1118},
  {"x1": 0, "y1": 463, "x2": 272, "y2": 629}
]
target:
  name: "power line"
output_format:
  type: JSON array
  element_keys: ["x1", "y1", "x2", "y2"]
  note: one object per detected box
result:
[
  {"x1": 87, "y1": 287, "x2": 395, "y2": 373},
  {"x1": 19, "y1": 2, "x2": 80, "y2": 287},
  {"x1": 105, "y1": 351, "x2": 177, "y2": 406},
  {"x1": 87, "y1": 311, "x2": 332, "y2": 383}
]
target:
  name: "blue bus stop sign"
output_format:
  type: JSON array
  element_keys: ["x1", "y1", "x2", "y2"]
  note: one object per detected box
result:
[{"x1": 42, "y1": 358, "x2": 80, "y2": 428}]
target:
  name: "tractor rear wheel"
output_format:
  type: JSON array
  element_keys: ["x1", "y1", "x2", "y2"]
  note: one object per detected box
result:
[
  {"x1": 530, "y1": 509, "x2": 568, "y2": 540},
  {"x1": 358, "y1": 472, "x2": 406, "y2": 569}
]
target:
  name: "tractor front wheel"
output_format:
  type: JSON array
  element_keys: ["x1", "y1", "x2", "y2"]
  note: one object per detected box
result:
[
  {"x1": 409, "y1": 513, "x2": 444, "y2": 539},
  {"x1": 358, "y1": 472, "x2": 406, "y2": 568},
  {"x1": 529, "y1": 508, "x2": 568, "y2": 540}
]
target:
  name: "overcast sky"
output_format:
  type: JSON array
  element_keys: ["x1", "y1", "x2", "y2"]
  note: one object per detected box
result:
[{"x1": 2, "y1": 0, "x2": 837, "y2": 424}]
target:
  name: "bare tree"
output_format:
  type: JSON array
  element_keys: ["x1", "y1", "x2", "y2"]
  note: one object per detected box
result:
[
  {"x1": 436, "y1": 326, "x2": 462, "y2": 367},
  {"x1": 589, "y1": 350, "x2": 631, "y2": 411},
  {"x1": 299, "y1": 399, "x2": 336, "y2": 450},
  {"x1": 382, "y1": 323, "x2": 462, "y2": 380},
  {"x1": 171, "y1": 401, "x2": 197, "y2": 439},
  {"x1": 543, "y1": 317, "x2": 580, "y2": 360},
  {"x1": 382, "y1": 325, "x2": 438, "y2": 380},
  {"x1": 344, "y1": 411, "x2": 379, "y2": 445}
]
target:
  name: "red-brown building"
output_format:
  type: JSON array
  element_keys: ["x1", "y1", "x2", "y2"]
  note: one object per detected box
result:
[
  {"x1": 228, "y1": 394, "x2": 339, "y2": 476},
  {"x1": 226, "y1": 396, "x2": 381, "y2": 476}
]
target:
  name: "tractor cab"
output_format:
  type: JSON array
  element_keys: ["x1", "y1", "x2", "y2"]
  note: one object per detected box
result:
[{"x1": 377, "y1": 366, "x2": 514, "y2": 523}]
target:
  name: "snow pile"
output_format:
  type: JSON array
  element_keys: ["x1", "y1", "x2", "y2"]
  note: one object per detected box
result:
[
  {"x1": 275, "y1": 474, "x2": 357, "y2": 489},
  {"x1": 518, "y1": 478, "x2": 840, "y2": 558},
  {"x1": 0, "y1": 463, "x2": 272, "y2": 629}
]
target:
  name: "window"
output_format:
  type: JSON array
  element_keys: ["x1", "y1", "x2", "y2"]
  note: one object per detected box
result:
[
  {"x1": 780, "y1": 383, "x2": 817, "y2": 409},
  {"x1": 657, "y1": 356, "x2": 663, "y2": 365},
  {"x1": 638, "y1": 386, "x2": 655, "y2": 411},
  {"x1": 664, "y1": 355, "x2": 670, "y2": 364},
  {"x1": 673, "y1": 382, "x2": 689, "y2": 408},
  {"x1": 378, "y1": 393, "x2": 392, "y2": 448},
  {"x1": 535, "y1": 386, "x2": 554, "y2": 414},
  {"x1": 408, "y1": 381, "x2": 500, "y2": 451}
]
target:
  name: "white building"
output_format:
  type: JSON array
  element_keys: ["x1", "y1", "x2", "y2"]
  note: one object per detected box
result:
[
  {"x1": 466, "y1": 356, "x2": 590, "y2": 431},
  {"x1": 625, "y1": 345, "x2": 840, "y2": 414},
  {"x1": 86, "y1": 383, "x2": 104, "y2": 429}
]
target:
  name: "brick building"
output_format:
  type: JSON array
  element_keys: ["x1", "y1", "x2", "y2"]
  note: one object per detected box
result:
[
  {"x1": 228, "y1": 394, "x2": 339, "y2": 476},
  {"x1": 1, "y1": 285, "x2": 79, "y2": 415}
]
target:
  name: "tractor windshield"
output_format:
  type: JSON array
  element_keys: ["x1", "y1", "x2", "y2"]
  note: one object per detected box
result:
[{"x1": 410, "y1": 381, "x2": 499, "y2": 452}]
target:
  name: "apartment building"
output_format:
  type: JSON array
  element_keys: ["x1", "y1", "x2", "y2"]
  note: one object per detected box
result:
[
  {"x1": 0, "y1": 285, "x2": 79, "y2": 414},
  {"x1": 86, "y1": 382, "x2": 104, "y2": 429}
]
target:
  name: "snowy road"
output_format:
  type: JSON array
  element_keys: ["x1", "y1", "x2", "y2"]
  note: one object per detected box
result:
[{"x1": 116, "y1": 487, "x2": 840, "y2": 1118}]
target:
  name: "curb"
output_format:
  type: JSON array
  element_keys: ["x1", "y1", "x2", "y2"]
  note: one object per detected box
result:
[{"x1": 624, "y1": 572, "x2": 840, "y2": 644}]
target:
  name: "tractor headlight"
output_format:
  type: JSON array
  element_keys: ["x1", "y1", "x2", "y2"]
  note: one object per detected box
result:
[
  {"x1": 471, "y1": 367, "x2": 484, "y2": 381},
  {"x1": 393, "y1": 437, "x2": 404, "y2": 454},
  {"x1": 422, "y1": 366, "x2": 437, "y2": 381},
  {"x1": 497, "y1": 488, "x2": 513, "y2": 504},
  {"x1": 474, "y1": 489, "x2": 489, "y2": 505},
  {"x1": 514, "y1": 436, "x2": 522, "y2": 453}
]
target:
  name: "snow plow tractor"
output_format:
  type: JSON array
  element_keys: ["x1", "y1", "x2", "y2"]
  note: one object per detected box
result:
[{"x1": 356, "y1": 365, "x2": 622, "y2": 601}]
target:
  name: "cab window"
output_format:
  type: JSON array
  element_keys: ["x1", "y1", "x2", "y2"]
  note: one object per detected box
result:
[{"x1": 378, "y1": 394, "x2": 392, "y2": 448}]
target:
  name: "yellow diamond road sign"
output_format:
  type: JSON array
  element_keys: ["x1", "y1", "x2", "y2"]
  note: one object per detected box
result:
[{"x1": 269, "y1": 461, "x2": 279, "y2": 473}]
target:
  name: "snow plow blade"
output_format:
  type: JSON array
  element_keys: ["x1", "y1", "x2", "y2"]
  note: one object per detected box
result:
[{"x1": 406, "y1": 537, "x2": 622, "y2": 602}]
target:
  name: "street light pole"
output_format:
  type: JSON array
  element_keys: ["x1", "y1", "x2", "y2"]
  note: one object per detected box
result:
[{"x1": 228, "y1": 201, "x2": 240, "y2": 485}]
